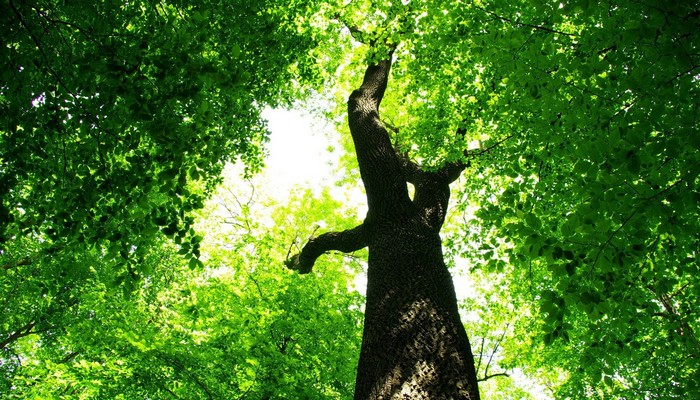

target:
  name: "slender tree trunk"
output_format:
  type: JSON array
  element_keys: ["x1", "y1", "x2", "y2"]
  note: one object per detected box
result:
[{"x1": 287, "y1": 52, "x2": 479, "y2": 399}]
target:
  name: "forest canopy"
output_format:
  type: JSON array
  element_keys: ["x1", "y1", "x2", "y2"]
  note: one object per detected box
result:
[{"x1": 1, "y1": 0, "x2": 699, "y2": 398}]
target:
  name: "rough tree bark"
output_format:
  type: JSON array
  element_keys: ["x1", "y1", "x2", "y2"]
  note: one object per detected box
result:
[{"x1": 286, "y1": 51, "x2": 480, "y2": 400}]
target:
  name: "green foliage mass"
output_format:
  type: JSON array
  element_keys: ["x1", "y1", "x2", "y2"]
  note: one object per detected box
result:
[
  {"x1": 2, "y1": 181, "x2": 363, "y2": 398},
  {"x1": 1, "y1": 0, "x2": 342, "y2": 273},
  {"x1": 431, "y1": 1, "x2": 700, "y2": 398},
  {"x1": 2, "y1": 0, "x2": 699, "y2": 398},
  {"x1": 331, "y1": 0, "x2": 699, "y2": 397}
]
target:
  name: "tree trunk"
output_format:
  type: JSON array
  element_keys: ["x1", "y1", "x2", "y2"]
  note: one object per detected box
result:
[
  {"x1": 286, "y1": 51, "x2": 480, "y2": 399},
  {"x1": 355, "y1": 217, "x2": 480, "y2": 399}
]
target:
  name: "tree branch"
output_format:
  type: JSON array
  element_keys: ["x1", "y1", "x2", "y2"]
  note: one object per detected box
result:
[
  {"x1": 348, "y1": 53, "x2": 412, "y2": 216},
  {"x1": 429, "y1": 130, "x2": 515, "y2": 187},
  {"x1": 1, "y1": 257, "x2": 32, "y2": 270},
  {"x1": 484, "y1": 322, "x2": 510, "y2": 379},
  {"x1": 477, "y1": 372, "x2": 510, "y2": 382},
  {"x1": 474, "y1": 5, "x2": 575, "y2": 36},
  {"x1": 458, "y1": 134, "x2": 516, "y2": 167},
  {"x1": 351, "y1": 54, "x2": 394, "y2": 110},
  {"x1": 285, "y1": 224, "x2": 368, "y2": 274},
  {"x1": 158, "y1": 354, "x2": 213, "y2": 400},
  {"x1": 59, "y1": 351, "x2": 80, "y2": 364},
  {"x1": 588, "y1": 210, "x2": 637, "y2": 278},
  {"x1": 476, "y1": 337, "x2": 485, "y2": 375},
  {"x1": 1, "y1": 321, "x2": 37, "y2": 349},
  {"x1": 162, "y1": 384, "x2": 181, "y2": 399},
  {"x1": 411, "y1": 174, "x2": 453, "y2": 230},
  {"x1": 396, "y1": 152, "x2": 423, "y2": 184},
  {"x1": 645, "y1": 179, "x2": 682, "y2": 201}
]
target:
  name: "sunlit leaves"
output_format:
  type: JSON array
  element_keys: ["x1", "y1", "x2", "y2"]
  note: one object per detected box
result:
[
  {"x1": 438, "y1": 0, "x2": 700, "y2": 397},
  {"x1": 2, "y1": 0, "x2": 698, "y2": 398},
  {"x1": 1, "y1": 0, "x2": 341, "y2": 273},
  {"x1": 2, "y1": 177, "x2": 364, "y2": 398}
]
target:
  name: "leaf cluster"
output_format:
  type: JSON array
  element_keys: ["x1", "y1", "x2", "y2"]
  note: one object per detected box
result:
[
  {"x1": 1, "y1": 179, "x2": 364, "y2": 399},
  {"x1": 436, "y1": 1, "x2": 700, "y2": 397},
  {"x1": 1, "y1": 0, "x2": 343, "y2": 281}
]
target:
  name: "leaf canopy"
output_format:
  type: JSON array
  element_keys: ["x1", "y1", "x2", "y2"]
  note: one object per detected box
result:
[{"x1": 2, "y1": 0, "x2": 699, "y2": 398}]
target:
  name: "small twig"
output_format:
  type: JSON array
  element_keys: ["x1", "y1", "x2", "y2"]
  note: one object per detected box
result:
[
  {"x1": 477, "y1": 372, "x2": 510, "y2": 382},
  {"x1": 475, "y1": 334, "x2": 486, "y2": 377},
  {"x1": 645, "y1": 179, "x2": 682, "y2": 201},
  {"x1": 465, "y1": 133, "x2": 515, "y2": 159},
  {"x1": 158, "y1": 354, "x2": 214, "y2": 400},
  {"x1": 588, "y1": 210, "x2": 637, "y2": 278},
  {"x1": 484, "y1": 322, "x2": 510, "y2": 379},
  {"x1": 248, "y1": 273, "x2": 265, "y2": 300},
  {"x1": 666, "y1": 65, "x2": 698, "y2": 85},
  {"x1": 474, "y1": 5, "x2": 575, "y2": 36},
  {"x1": 309, "y1": 225, "x2": 321, "y2": 240},
  {"x1": 285, "y1": 237, "x2": 297, "y2": 263},
  {"x1": 381, "y1": 118, "x2": 401, "y2": 134},
  {"x1": 597, "y1": 44, "x2": 618, "y2": 56},
  {"x1": 670, "y1": 283, "x2": 690, "y2": 299},
  {"x1": 162, "y1": 384, "x2": 181, "y2": 399},
  {"x1": 59, "y1": 351, "x2": 80, "y2": 364},
  {"x1": 1, "y1": 257, "x2": 32, "y2": 270}
]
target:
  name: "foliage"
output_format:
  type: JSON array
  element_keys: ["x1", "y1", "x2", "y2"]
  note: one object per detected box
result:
[
  {"x1": 328, "y1": 0, "x2": 699, "y2": 397},
  {"x1": 1, "y1": 178, "x2": 364, "y2": 399},
  {"x1": 0, "y1": 0, "x2": 342, "y2": 272},
  {"x1": 2, "y1": 0, "x2": 699, "y2": 398},
  {"x1": 434, "y1": 1, "x2": 700, "y2": 398}
]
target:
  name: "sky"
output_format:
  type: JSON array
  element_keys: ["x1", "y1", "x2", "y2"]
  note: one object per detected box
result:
[{"x1": 261, "y1": 108, "x2": 340, "y2": 200}]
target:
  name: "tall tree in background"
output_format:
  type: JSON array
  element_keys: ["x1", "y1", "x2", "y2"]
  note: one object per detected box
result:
[
  {"x1": 1, "y1": 0, "x2": 353, "y2": 397},
  {"x1": 1, "y1": 0, "x2": 337, "y2": 272}
]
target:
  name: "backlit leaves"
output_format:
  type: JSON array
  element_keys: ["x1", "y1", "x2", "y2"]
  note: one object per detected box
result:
[
  {"x1": 2, "y1": 0, "x2": 698, "y2": 398},
  {"x1": 440, "y1": 1, "x2": 699, "y2": 397}
]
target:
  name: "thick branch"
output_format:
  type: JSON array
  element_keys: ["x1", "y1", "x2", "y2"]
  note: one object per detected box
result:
[
  {"x1": 353, "y1": 55, "x2": 394, "y2": 110},
  {"x1": 396, "y1": 152, "x2": 422, "y2": 184},
  {"x1": 348, "y1": 54, "x2": 412, "y2": 216},
  {"x1": 412, "y1": 174, "x2": 453, "y2": 230},
  {"x1": 410, "y1": 130, "x2": 515, "y2": 229},
  {"x1": 285, "y1": 224, "x2": 368, "y2": 274}
]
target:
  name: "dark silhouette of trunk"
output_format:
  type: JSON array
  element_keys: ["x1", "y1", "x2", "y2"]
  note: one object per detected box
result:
[{"x1": 286, "y1": 52, "x2": 480, "y2": 399}]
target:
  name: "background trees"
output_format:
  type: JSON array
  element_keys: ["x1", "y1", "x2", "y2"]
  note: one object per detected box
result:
[
  {"x1": 2, "y1": 0, "x2": 699, "y2": 398},
  {"x1": 440, "y1": 2, "x2": 700, "y2": 397}
]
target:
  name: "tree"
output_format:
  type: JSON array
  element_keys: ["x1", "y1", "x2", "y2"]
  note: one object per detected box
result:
[
  {"x1": 3, "y1": 0, "x2": 699, "y2": 398},
  {"x1": 286, "y1": 49, "x2": 480, "y2": 398},
  {"x1": 1, "y1": 1, "x2": 356, "y2": 397},
  {"x1": 287, "y1": 0, "x2": 699, "y2": 398},
  {"x1": 1, "y1": 0, "x2": 339, "y2": 274},
  {"x1": 2, "y1": 181, "x2": 365, "y2": 398}
]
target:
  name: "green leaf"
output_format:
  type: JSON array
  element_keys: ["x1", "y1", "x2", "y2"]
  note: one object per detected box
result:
[{"x1": 188, "y1": 257, "x2": 203, "y2": 270}]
